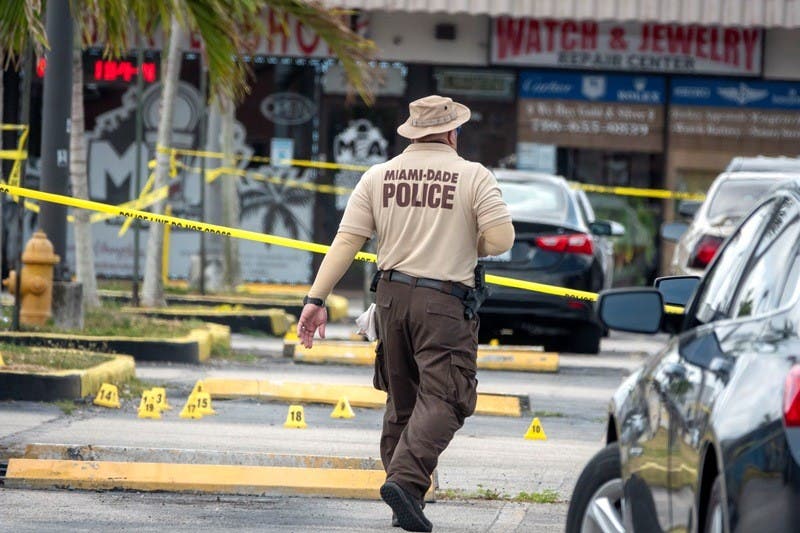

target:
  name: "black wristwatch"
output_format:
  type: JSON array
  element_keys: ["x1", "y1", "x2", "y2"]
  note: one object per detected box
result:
[{"x1": 303, "y1": 296, "x2": 325, "y2": 307}]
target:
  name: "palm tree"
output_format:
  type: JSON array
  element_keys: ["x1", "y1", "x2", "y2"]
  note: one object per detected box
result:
[
  {"x1": 69, "y1": 24, "x2": 100, "y2": 308},
  {"x1": 239, "y1": 173, "x2": 313, "y2": 242}
]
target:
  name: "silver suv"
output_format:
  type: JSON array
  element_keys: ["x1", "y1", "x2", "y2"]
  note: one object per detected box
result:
[{"x1": 665, "y1": 171, "x2": 795, "y2": 276}]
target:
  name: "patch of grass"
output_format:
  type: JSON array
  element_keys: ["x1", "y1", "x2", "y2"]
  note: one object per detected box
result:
[
  {"x1": 118, "y1": 376, "x2": 158, "y2": 400},
  {"x1": 1, "y1": 344, "x2": 113, "y2": 371},
  {"x1": 513, "y1": 489, "x2": 560, "y2": 503},
  {"x1": 437, "y1": 486, "x2": 561, "y2": 504},
  {"x1": 211, "y1": 336, "x2": 233, "y2": 358},
  {"x1": 53, "y1": 399, "x2": 77, "y2": 415},
  {"x1": 7, "y1": 302, "x2": 204, "y2": 338},
  {"x1": 532, "y1": 410, "x2": 566, "y2": 418},
  {"x1": 216, "y1": 351, "x2": 259, "y2": 363}
]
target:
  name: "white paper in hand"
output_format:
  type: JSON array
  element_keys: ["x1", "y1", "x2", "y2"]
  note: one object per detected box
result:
[{"x1": 356, "y1": 303, "x2": 378, "y2": 341}]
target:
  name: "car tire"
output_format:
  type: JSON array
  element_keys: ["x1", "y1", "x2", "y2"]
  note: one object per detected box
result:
[
  {"x1": 704, "y1": 475, "x2": 725, "y2": 533},
  {"x1": 561, "y1": 325, "x2": 601, "y2": 354},
  {"x1": 565, "y1": 443, "x2": 624, "y2": 533}
]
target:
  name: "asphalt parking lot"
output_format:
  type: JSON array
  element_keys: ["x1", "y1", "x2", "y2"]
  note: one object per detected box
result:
[{"x1": 0, "y1": 327, "x2": 660, "y2": 532}]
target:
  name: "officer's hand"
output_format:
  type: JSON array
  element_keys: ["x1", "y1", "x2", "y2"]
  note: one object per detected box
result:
[{"x1": 298, "y1": 303, "x2": 327, "y2": 348}]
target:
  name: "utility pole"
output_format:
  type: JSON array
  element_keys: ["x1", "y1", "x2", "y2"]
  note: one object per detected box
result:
[{"x1": 38, "y1": 0, "x2": 73, "y2": 280}]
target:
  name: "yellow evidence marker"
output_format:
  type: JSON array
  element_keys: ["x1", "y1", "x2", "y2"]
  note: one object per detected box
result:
[
  {"x1": 179, "y1": 396, "x2": 203, "y2": 419},
  {"x1": 524, "y1": 417, "x2": 547, "y2": 440},
  {"x1": 330, "y1": 396, "x2": 355, "y2": 419},
  {"x1": 0, "y1": 352, "x2": 5, "y2": 366},
  {"x1": 192, "y1": 392, "x2": 216, "y2": 415},
  {"x1": 137, "y1": 391, "x2": 161, "y2": 419},
  {"x1": 191, "y1": 380, "x2": 205, "y2": 396},
  {"x1": 149, "y1": 387, "x2": 172, "y2": 411},
  {"x1": 93, "y1": 383, "x2": 121, "y2": 408},
  {"x1": 284, "y1": 404, "x2": 307, "y2": 428}
]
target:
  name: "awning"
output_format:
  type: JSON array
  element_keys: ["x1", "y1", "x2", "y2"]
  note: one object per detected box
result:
[{"x1": 325, "y1": 0, "x2": 800, "y2": 28}]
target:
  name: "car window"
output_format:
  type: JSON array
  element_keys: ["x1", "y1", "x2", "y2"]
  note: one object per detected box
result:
[
  {"x1": 706, "y1": 179, "x2": 780, "y2": 223},
  {"x1": 498, "y1": 181, "x2": 569, "y2": 223},
  {"x1": 778, "y1": 249, "x2": 800, "y2": 309},
  {"x1": 575, "y1": 191, "x2": 595, "y2": 224},
  {"x1": 731, "y1": 198, "x2": 800, "y2": 317},
  {"x1": 691, "y1": 199, "x2": 775, "y2": 324}
]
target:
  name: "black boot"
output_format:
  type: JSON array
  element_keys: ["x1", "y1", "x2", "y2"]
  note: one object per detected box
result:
[{"x1": 380, "y1": 481, "x2": 432, "y2": 532}]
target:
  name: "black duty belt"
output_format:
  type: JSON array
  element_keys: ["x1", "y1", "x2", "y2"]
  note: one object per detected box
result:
[{"x1": 379, "y1": 270, "x2": 469, "y2": 300}]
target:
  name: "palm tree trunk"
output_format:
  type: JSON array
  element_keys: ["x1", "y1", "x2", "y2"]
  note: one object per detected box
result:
[
  {"x1": 142, "y1": 16, "x2": 184, "y2": 307},
  {"x1": 220, "y1": 96, "x2": 240, "y2": 290},
  {"x1": 201, "y1": 100, "x2": 223, "y2": 291},
  {"x1": 69, "y1": 39, "x2": 99, "y2": 309}
]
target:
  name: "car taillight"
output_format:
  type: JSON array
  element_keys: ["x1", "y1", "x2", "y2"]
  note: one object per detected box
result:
[
  {"x1": 688, "y1": 235, "x2": 724, "y2": 269},
  {"x1": 783, "y1": 365, "x2": 800, "y2": 427},
  {"x1": 534, "y1": 233, "x2": 594, "y2": 255}
]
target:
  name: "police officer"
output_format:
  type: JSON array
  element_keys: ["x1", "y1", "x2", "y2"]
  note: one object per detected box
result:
[{"x1": 298, "y1": 95, "x2": 514, "y2": 532}]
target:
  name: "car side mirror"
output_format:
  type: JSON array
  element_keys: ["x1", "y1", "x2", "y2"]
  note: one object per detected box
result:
[
  {"x1": 609, "y1": 220, "x2": 626, "y2": 236},
  {"x1": 661, "y1": 221, "x2": 689, "y2": 242},
  {"x1": 589, "y1": 221, "x2": 612, "y2": 236},
  {"x1": 654, "y1": 276, "x2": 700, "y2": 307},
  {"x1": 678, "y1": 200, "x2": 702, "y2": 219},
  {"x1": 597, "y1": 288, "x2": 664, "y2": 334}
]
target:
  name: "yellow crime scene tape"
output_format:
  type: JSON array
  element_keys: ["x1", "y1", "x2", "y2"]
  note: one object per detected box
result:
[
  {"x1": 158, "y1": 144, "x2": 706, "y2": 202},
  {"x1": 0, "y1": 181, "x2": 684, "y2": 315}
]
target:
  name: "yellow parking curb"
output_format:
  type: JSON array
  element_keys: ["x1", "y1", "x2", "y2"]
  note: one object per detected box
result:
[
  {"x1": 289, "y1": 340, "x2": 559, "y2": 373},
  {"x1": 202, "y1": 378, "x2": 526, "y2": 417},
  {"x1": 78, "y1": 354, "x2": 136, "y2": 397},
  {"x1": 4, "y1": 458, "x2": 386, "y2": 499}
]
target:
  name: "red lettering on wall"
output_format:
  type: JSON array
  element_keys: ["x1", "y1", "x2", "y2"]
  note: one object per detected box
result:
[
  {"x1": 526, "y1": 20, "x2": 541, "y2": 53},
  {"x1": 696, "y1": 27, "x2": 709, "y2": 58},
  {"x1": 561, "y1": 20, "x2": 577, "y2": 50},
  {"x1": 544, "y1": 19, "x2": 559, "y2": 51},
  {"x1": 581, "y1": 22, "x2": 598, "y2": 49},
  {"x1": 296, "y1": 21, "x2": 321, "y2": 54},
  {"x1": 651, "y1": 24, "x2": 666, "y2": 53},
  {"x1": 723, "y1": 28, "x2": 740, "y2": 66},
  {"x1": 742, "y1": 29, "x2": 759, "y2": 71},
  {"x1": 495, "y1": 17, "x2": 525, "y2": 59},
  {"x1": 666, "y1": 25, "x2": 694, "y2": 54},
  {"x1": 267, "y1": 10, "x2": 289, "y2": 54}
]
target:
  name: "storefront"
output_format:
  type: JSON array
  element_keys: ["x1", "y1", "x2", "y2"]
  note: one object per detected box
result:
[{"x1": 5, "y1": 4, "x2": 800, "y2": 284}]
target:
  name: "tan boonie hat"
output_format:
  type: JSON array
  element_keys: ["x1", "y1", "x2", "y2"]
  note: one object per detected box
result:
[{"x1": 397, "y1": 95, "x2": 471, "y2": 139}]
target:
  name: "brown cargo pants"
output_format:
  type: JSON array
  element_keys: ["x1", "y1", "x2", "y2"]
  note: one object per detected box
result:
[{"x1": 373, "y1": 276, "x2": 479, "y2": 502}]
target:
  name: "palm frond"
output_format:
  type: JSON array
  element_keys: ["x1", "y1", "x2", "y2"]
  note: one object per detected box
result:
[
  {"x1": 263, "y1": 1, "x2": 376, "y2": 104},
  {"x1": 0, "y1": 0, "x2": 46, "y2": 67}
]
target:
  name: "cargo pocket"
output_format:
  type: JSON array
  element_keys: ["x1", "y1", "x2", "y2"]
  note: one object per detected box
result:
[
  {"x1": 373, "y1": 341, "x2": 389, "y2": 392},
  {"x1": 449, "y1": 353, "x2": 478, "y2": 418}
]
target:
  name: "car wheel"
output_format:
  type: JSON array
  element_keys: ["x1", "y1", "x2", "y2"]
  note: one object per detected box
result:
[
  {"x1": 566, "y1": 443, "x2": 625, "y2": 533},
  {"x1": 564, "y1": 326, "x2": 602, "y2": 354},
  {"x1": 704, "y1": 476, "x2": 725, "y2": 533}
]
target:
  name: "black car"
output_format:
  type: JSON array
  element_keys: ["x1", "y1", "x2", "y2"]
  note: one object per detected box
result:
[
  {"x1": 478, "y1": 171, "x2": 623, "y2": 353},
  {"x1": 567, "y1": 180, "x2": 800, "y2": 532}
]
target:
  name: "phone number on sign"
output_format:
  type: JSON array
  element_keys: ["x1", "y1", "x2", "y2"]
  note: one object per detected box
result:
[{"x1": 531, "y1": 119, "x2": 651, "y2": 136}]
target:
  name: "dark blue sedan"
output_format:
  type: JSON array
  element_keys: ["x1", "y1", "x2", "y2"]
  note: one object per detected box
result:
[{"x1": 567, "y1": 179, "x2": 800, "y2": 532}]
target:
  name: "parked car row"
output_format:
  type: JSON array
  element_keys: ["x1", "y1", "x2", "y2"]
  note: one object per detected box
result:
[{"x1": 567, "y1": 177, "x2": 800, "y2": 532}]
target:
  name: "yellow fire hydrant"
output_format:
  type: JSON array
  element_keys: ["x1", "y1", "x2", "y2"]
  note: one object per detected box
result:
[{"x1": 2, "y1": 231, "x2": 60, "y2": 326}]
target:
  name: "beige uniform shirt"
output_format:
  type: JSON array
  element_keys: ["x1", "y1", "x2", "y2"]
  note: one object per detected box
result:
[{"x1": 339, "y1": 143, "x2": 511, "y2": 287}]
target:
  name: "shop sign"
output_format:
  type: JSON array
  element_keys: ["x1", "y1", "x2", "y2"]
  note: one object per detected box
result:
[
  {"x1": 270, "y1": 137, "x2": 295, "y2": 167},
  {"x1": 322, "y1": 63, "x2": 406, "y2": 97},
  {"x1": 434, "y1": 69, "x2": 516, "y2": 100},
  {"x1": 518, "y1": 71, "x2": 665, "y2": 152},
  {"x1": 260, "y1": 92, "x2": 316, "y2": 125},
  {"x1": 669, "y1": 77, "x2": 800, "y2": 152},
  {"x1": 492, "y1": 18, "x2": 762, "y2": 76},
  {"x1": 133, "y1": 9, "x2": 369, "y2": 59}
]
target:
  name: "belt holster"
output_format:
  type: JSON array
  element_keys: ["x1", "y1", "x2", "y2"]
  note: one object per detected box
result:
[
  {"x1": 463, "y1": 264, "x2": 491, "y2": 320},
  {"x1": 370, "y1": 269, "x2": 381, "y2": 293}
]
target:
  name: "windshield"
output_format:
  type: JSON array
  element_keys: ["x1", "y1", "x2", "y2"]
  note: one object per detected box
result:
[
  {"x1": 707, "y1": 179, "x2": 780, "y2": 223},
  {"x1": 498, "y1": 180, "x2": 569, "y2": 223}
]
